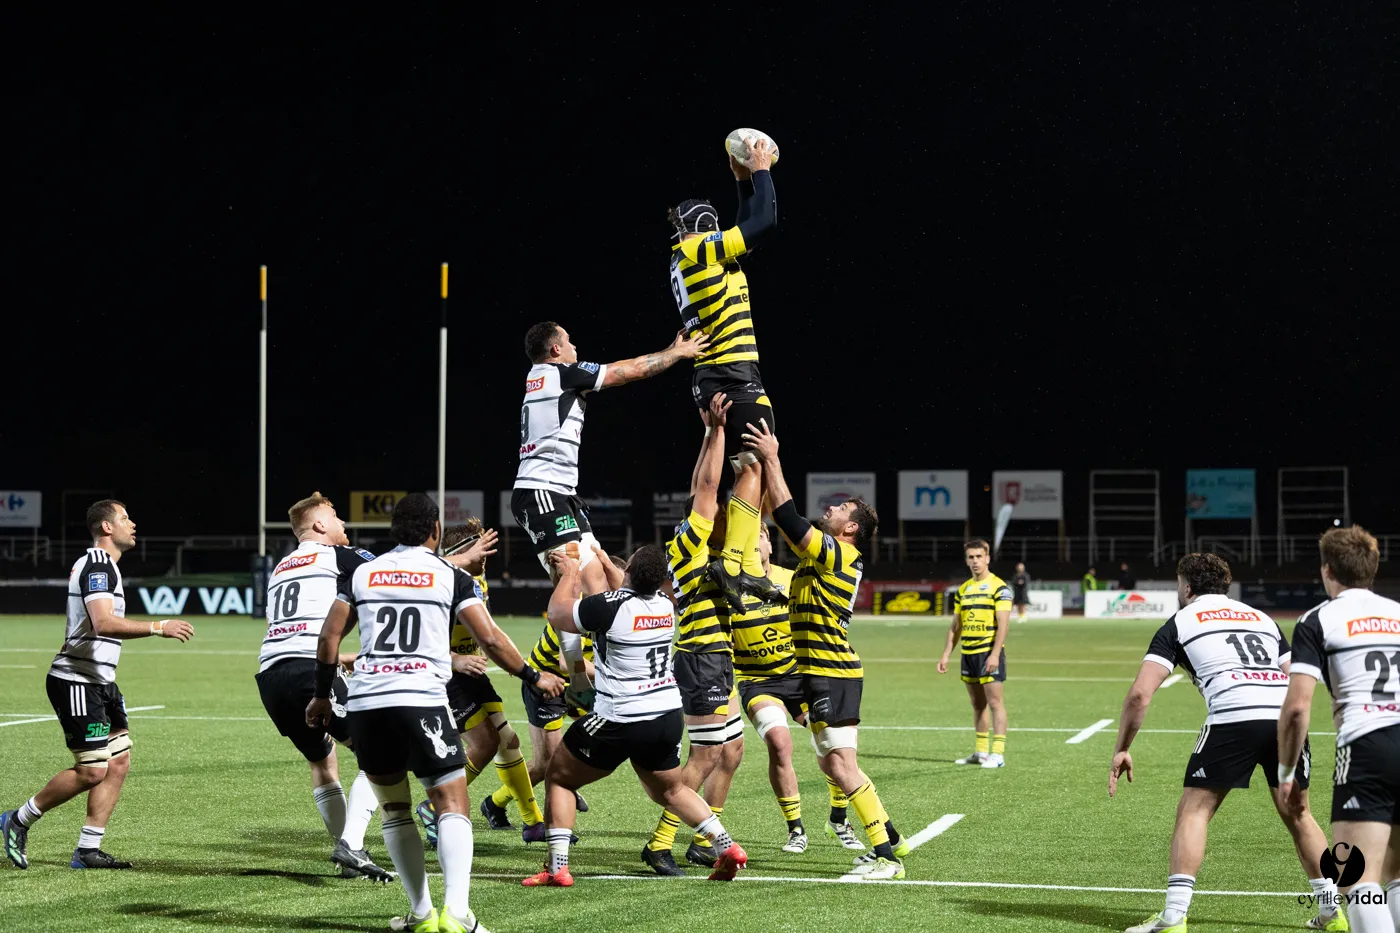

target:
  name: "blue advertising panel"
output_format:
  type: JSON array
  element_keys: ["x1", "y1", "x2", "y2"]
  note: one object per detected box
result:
[{"x1": 1185, "y1": 469, "x2": 1255, "y2": 518}]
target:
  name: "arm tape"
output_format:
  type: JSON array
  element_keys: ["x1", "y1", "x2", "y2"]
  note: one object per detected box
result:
[
  {"x1": 314, "y1": 661, "x2": 338, "y2": 699},
  {"x1": 771, "y1": 499, "x2": 808, "y2": 544},
  {"x1": 517, "y1": 662, "x2": 541, "y2": 685}
]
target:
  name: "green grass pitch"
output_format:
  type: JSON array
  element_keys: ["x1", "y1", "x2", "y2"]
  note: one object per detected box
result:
[{"x1": 0, "y1": 613, "x2": 1341, "y2": 932}]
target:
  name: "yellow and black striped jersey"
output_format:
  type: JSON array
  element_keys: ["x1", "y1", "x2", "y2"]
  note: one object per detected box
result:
[
  {"x1": 790, "y1": 534, "x2": 865, "y2": 679},
  {"x1": 953, "y1": 575, "x2": 1013, "y2": 655},
  {"x1": 733, "y1": 564, "x2": 796, "y2": 681},
  {"x1": 667, "y1": 509, "x2": 731, "y2": 654},
  {"x1": 526, "y1": 623, "x2": 594, "y2": 677},
  {"x1": 449, "y1": 574, "x2": 490, "y2": 655},
  {"x1": 670, "y1": 227, "x2": 758, "y2": 369}
]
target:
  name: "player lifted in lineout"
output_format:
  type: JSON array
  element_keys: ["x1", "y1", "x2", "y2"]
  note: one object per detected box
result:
[
  {"x1": 668, "y1": 134, "x2": 783, "y2": 612},
  {"x1": 513, "y1": 321, "x2": 707, "y2": 594},
  {"x1": 2, "y1": 501, "x2": 194, "y2": 872},
  {"x1": 938, "y1": 540, "x2": 1012, "y2": 768}
]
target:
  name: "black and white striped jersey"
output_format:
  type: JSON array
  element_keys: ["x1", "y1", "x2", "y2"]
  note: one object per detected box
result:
[
  {"x1": 50, "y1": 549, "x2": 126, "y2": 685},
  {"x1": 514, "y1": 361, "x2": 608, "y2": 496},
  {"x1": 1290, "y1": 588, "x2": 1400, "y2": 747},
  {"x1": 573, "y1": 588, "x2": 681, "y2": 723},
  {"x1": 1144, "y1": 594, "x2": 1291, "y2": 725},
  {"x1": 258, "y1": 542, "x2": 375, "y2": 673},
  {"x1": 343, "y1": 545, "x2": 483, "y2": 712}
]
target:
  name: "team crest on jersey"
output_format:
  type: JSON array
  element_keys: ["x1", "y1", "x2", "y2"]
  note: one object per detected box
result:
[
  {"x1": 87, "y1": 572, "x2": 109, "y2": 592},
  {"x1": 367, "y1": 570, "x2": 435, "y2": 588},
  {"x1": 978, "y1": 583, "x2": 988, "y2": 591},
  {"x1": 633, "y1": 614, "x2": 672, "y2": 631},
  {"x1": 1347, "y1": 617, "x2": 1400, "y2": 637},
  {"x1": 274, "y1": 553, "x2": 317, "y2": 575},
  {"x1": 525, "y1": 375, "x2": 545, "y2": 393}
]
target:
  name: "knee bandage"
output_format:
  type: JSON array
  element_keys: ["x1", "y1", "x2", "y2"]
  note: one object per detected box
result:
[
  {"x1": 753, "y1": 705, "x2": 788, "y2": 741},
  {"x1": 812, "y1": 725, "x2": 858, "y2": 757},
  {"x1": 107, "y1": 733, "x2": 132, "y2": 757},
  {"x1": 490, "y1": 711, "x2": 517, "y2": 754},
  {"x1": 724, "y1": 711, "x2": 745, "y2": 744},
  {"x1": 371, "y1": 777, "x2": 413, "y2": 808},
  {"x1": 72, "y1": 746, "x2": 112, "y2": 768},
  {"x1": 419, "y1": 768, "x2": 466, "y2": 790}
]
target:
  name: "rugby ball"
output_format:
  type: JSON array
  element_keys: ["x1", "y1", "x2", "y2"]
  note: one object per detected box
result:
[{"x1": 725, "y1": 128, "x2": 780, "y2": 169}]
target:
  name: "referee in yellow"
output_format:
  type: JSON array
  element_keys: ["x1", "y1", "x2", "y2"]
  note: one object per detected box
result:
[{"x1": 938, "y1": 539, "x2": 1011, "y2": 768}]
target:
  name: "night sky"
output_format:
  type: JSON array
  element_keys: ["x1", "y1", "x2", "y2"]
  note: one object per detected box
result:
[{"x1": 5, "y1": 7, "x2": 1394, "y2": 543}]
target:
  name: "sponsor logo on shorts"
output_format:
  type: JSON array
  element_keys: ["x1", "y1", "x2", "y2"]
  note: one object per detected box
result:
[
  {"x1": 1347, "y1": 617, "x2": 1400, "y2": 637},
  {"x1": 525, "y1": 375, "x2": 545, "y2": 393},
  {"x1": 367, "y1": 571, "x2": 434, "y2": 588},
  {"x1": 634, "y1": 614, "x2": 673, "y2": 631},
  {"x1": 274, "y1": 553, "x2": 318, "y2": 575},
  {"x1": 1196, "y1": 608, "x2": 1261, "y2": 623}
]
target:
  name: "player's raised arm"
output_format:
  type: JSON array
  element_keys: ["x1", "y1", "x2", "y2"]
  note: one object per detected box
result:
[
  {"x1": 1107, "y1": 660, "x2": 1173, "y2": 797},
  {"x1": 600, "y1": 329, "x2": 710, "y2": 388},
  {"x1": 547, "y1": 554, "x2": 584, "y2": 633},
  {"x1": 743, "y1": 419, "x2": 814, "y2": 553},
  {"x1": 459, "y1": 596, "x2": 565, "y2": 699},
  {"x1": 733, "y1": 139, "x2": 777, "y2": 248},
  {"x1": 688, "y1": 393, "x2": 731, "y2": 520}
]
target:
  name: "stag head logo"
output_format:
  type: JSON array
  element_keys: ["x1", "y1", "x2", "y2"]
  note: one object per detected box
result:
[{"x1": 420, "y1": 715, "x2": 459, "y2": 759}]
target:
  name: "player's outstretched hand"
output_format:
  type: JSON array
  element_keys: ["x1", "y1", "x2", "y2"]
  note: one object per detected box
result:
[
  {"x1": 155, "y1": 619, "x2": 194, "y2": 642},
  {"x1": 741, "y1": 418, "x2": 778, "y2": 461},
  {"x1": 936, "y1": 655, "x2": 950, "y2": 675},
  {"x1": 1108, "y1": 750, "x2": 1134, "y2": 797},
  {"x1": 305, "y1": 697, "x2": 333, "y2": 729},
  {"x1": 535, "y1": 671, "x2": 566, "y2": 699},
  {"x1": 447, "y1": 529, "x2": 498, "y2": 575},
  {"x1": 453, "y1": 654, "x2": 490, "y2": 677},
  {"x1": 729, "y1": 151, "x2": 752, "y2": 181},
  {"x1": 708, "y1": 392, "x2": 731, "y2": 426},
  {"x1": 748, "y1": 137, "x2": 774, "y2": 172},
  {"x1": 672, "y1": 329, "x2": 710, "y2": 360}
]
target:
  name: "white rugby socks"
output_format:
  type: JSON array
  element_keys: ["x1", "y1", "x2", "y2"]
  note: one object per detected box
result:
[
  {"x1": 694, "y1": 814, "x2": 734, "y2": 854},
  {"x1": 340, "y1": 772, "x2": 376, "y2": 850},
  {"x1": 1346, "y1": 884, "x2": 1394, "y2": 933},
  {"x1": 1308, "y1": 877, "x2": 1340, "y2": 919},
  {"x1": 16, "y1": 798, "x2": 43, "y2": 827},
  {"x1": 312, "y1": 780, "x2": 347, "y2": 839},
  {"x1": 77, "y1": 825, "x2": 104, "y2": 850},
  {"x1": 1387, "y1": 879, "x2": 1400, "y2": 928},
  {"x1": 437, "y1": 812, "x2": 474, "y2": 918},
  {"x1": 1162, "y1": 874, "x2": 1194, "y2": 925},
  {"x1": 382, "y1": 813, "x2": 433, "y2": 919},
  {"x1": 547, "y1": 828, "x2": 572, "y2": 873}
]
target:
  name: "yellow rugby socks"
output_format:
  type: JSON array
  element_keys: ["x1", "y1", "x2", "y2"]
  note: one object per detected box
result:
[
  {"x1": 778, "y1": 795, "x2": 803, "y2": 832},
  {"x1": 975, "y1": 732, "x2": 990, "y2": 756},
  {"x1": 992, "y1": 734, "x2": 1006, "y2": 756},
  {"x1": 495, "y1": 751, "x2": 542, "y2": 825},
  {"x1": 848, "y1": 781, "x2": 895, "y2": 859},
  {"x1": 827, "y1": 775, "x2": 849, "y2": 823},
  {"x1": 648, "y1": 809, "x2": 681, "y2": 852},
  {"x1": 723, "y1": 495, "x2": 761, "y2": 576}
]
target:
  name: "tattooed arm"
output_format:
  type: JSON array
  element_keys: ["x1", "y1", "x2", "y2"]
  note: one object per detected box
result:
[{"x1": 600, "y1": 329, "x2": 711, "y2": 388}]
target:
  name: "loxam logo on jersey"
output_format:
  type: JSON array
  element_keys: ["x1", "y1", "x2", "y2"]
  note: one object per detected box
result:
[
  {"x1": 1196, "y1": 608, "x2": 1261, "y2": 623},
  {"x1": 267, "y1": 622, "x2": 308, "y2": 638},
  {"x1": 362, "y1": 660, "x2": 430, "y2": 674},
  {"x1": 1346, "y1": 617, "x2": 1400, "y2": 637},
  {"x1": 634, "y1": 614, "x2": 673, "y2": 632},
  {"x1": 367, "y1": 571, "x2": 434, "y2": 588},
  {"x1": 525, "y1": 375, "x2": 545, "y2": 393},
  {"x1": 1228, "y1": 670, "x2": 1288, "y2": 682},
  {"x1": 274, "y1": 553, "x2": 318, "y2": 575}
]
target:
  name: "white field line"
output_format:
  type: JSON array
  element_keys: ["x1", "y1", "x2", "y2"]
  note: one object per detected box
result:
[
  {"x1": 0, "y1": 665, "x2": 36, "y2": 669},
  {"x1": 865, "y1": 658, "x2": 1138, "y2": 665},
  {"x1": 0, "y1": 704, "x2": 164, "y2": 728},
  {"x1": 896, "y1": 814, "x2": 965, "y2": 853},
  {"x1": 460, "y1": 871, "x2": 1308, "y2": 896},
  {"x1": 1161, "y1": 673, "x2": 1184, "y2": 688},
  {"x1": 1065, "y1": 718, "x2": 1115, "y2": 744}
]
